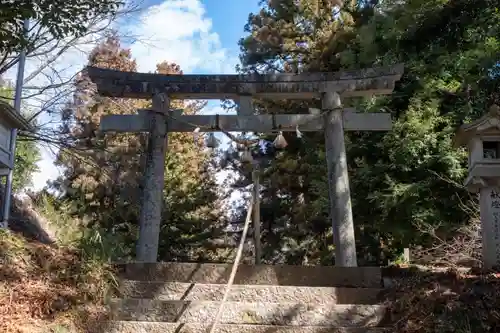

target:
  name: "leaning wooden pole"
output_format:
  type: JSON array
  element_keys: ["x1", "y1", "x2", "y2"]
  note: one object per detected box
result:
[
  {"x1": 207, "y1": 194, "x2": 255, "y2": 333},
  {"x1": 252, "y1": 168, "x2": 262, "y2": 265}
]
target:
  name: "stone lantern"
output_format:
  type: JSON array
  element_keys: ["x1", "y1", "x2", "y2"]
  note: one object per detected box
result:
[{"x1": 454, "y1": 104, "x2": 500, "y2": 268}]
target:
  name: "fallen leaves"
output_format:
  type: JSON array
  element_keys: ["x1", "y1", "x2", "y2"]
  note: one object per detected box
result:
[
  {"x1": 0, "y1": 230, "x2": 115, "y2": 333},
  {"x1": 382, "y1": 265, "x2": 500, "y2": 332}
]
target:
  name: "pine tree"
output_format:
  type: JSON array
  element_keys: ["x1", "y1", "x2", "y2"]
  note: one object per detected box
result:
[
  {"x1": 235, "y1": 0, "x2": 499, "y2": 265},
  {"x1": 233, "y1": 0, "x2": 359, "y2": 265}
]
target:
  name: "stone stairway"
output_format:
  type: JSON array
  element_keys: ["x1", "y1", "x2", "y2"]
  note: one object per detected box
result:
[{"x1": 106, "y1": 263, "x2": 389, "y2": 333}]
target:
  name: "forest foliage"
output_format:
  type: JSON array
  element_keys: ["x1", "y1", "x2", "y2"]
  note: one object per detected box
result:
[{"x1": 230, "y1": 0, "x2": 499, "y2": 265}]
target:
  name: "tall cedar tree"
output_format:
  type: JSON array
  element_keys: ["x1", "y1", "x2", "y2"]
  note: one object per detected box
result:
[
  {"x1": 153, "y1": 62, "x2": 228, "y2": 262},
  {"x1": 233, "y1": 0, "x2": 499, "y2": 265},
  {"x1": 55, "y1": 36, "x2": 228, "y2": 261},
  {"x1": 55, "y1": 34, "x2": 142, "y2": 258}
]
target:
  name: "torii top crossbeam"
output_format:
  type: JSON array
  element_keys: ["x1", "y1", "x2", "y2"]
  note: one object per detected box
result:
[{"x1": 86, "y1": 64, "x2": 404, "y2": 100}]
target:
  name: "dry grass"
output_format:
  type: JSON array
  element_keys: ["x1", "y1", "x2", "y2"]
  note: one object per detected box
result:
[
  {"x1": 382, "y1": 265, "x2": 500, "y2": 333},
  {"x1": 0, "y1": 229, "x2": 118, "y2": 333}
]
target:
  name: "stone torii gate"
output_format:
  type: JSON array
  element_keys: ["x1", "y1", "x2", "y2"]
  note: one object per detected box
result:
[{"x1": 87, "y1": 64, "x2": 404, "y2": 266}]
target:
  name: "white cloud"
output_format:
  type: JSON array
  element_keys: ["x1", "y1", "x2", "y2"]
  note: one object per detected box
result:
[
  {"x1": 128, "y1": 0, "x2": 238, "y2": 73},
  {"x1": 18, "y1": 0, "x2": 239, "y2": 191}
]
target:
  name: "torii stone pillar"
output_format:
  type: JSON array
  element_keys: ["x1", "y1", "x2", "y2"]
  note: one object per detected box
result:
[
  {"x1": 136, "y1": 93, "x2": 169, "y2": 262},
  {"x1": 323, "y1": 91, "x2": 357, "y2": 267},
  {"x1": 455, "y1": 104, "x2": 500, "y2": 269}
]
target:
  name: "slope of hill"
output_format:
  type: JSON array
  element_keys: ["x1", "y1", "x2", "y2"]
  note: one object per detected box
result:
[
  {"x1": 1, "y1": 195, "x2": 499, "y2": 333},
  {"x1": 0, "y1": 195, "x2": 117, "y2": 333}
]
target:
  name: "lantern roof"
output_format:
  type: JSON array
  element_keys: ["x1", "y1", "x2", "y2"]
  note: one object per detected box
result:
[{"x1": 454, "y1": 104, "x2": 500, "y2": 147}]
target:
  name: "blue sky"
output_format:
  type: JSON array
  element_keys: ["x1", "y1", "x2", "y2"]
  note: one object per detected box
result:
[
  {"x1": 23, "y1": 0, "x2": 261, "y2": 191},
  {"x1": 138, "y1": 0, "x2": 258, "y2": 58},
  {"x1": 196, "y1": 0, "x2": 259, "y2": 56}
]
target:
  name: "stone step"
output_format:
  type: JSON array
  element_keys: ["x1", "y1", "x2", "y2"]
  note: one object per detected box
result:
[
  {"x1": 122, "y1": 263, "x2": 382, "y2": 288},
  {"x1": 120, "y1": 281, "x2": 381, "y2": 304},
  {"x1": 109, "y1": 299, "x2": 385, "y2": 327},
  {"x1": 105, "y1": 321, "x2": 390, "y2": 333}
]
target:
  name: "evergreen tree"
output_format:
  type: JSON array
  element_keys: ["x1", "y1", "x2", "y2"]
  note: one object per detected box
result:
[
  {"x1": 55, "y1": 34, "x2": 141, "y2": 230},
  {"x1": 338, "y1": 0, "x2": 499, "y2": 261},
  {"x1": 234, "y1": 0, "x2": 499, "y2": 265},
  {"x1": 54, "y1": 35, "x2": 228, "y2": 262},
  {"x1": 234, "y1": 0, "x2": 359, "y2": 265},
  {"x1": 152, "y1": 62, "x2": 228, "y2": 262}
]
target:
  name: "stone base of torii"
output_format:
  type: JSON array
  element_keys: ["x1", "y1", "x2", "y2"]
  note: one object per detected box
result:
[{"x1": 87, "y1": 64, "x2": 404, "y2": 266}]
